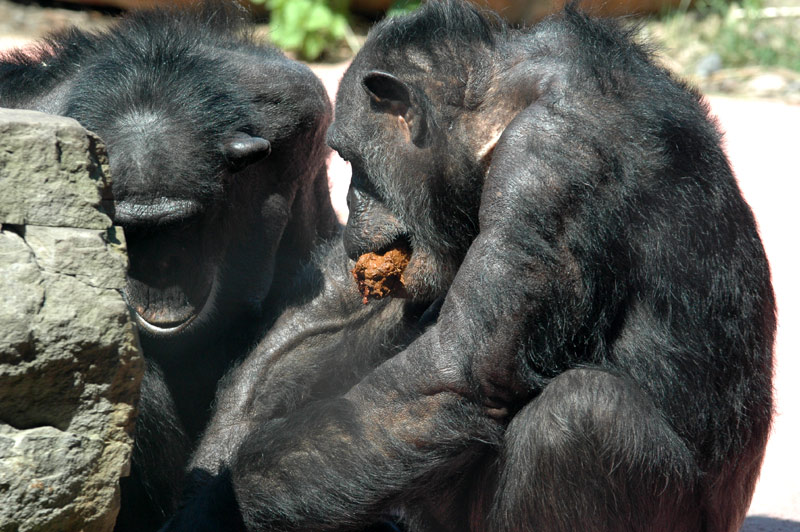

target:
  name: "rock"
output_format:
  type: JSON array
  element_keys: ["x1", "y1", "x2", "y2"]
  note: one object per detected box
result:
[
  {"x1": 0, "y1": 108, "x2": 112, "y2": 230},
  {"x1": 0, "y1": 108, "x2": 143, "y2": 532},
  {"x1": 695, "y1": 52, "x2": 723, "y2": 78}
]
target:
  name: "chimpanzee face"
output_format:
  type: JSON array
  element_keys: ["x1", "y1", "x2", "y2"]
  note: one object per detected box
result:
[
  {"x1": 68, "y1": 90, "x2": 280, "y2": 340},
  {"x1": 328, "y1": 64, "x2": 486, "y2": 304},
  {"x1": 54, "y1": 37, "x2": 333, "y2": 344},
  {"x1": 101, "y1": 118, "x2": 275, "y2": 339}
]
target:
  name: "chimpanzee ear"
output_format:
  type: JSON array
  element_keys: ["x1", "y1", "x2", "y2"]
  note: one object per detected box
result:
[
  {"x1": 362, "y1": 70, "x2": 428, "y2": 147},
  {"x1": 362, "y1": 71, "x2": 411, "y2": 112},
  {"x1": 222, "y1": 132, "x2": 271, "y2": 172}
]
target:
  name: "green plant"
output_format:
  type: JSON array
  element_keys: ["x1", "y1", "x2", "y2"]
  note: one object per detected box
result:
[
  {"x1": 386, "y1": 0, "x2": 422, "y2": 18},
  {"x1": 710, "y1": 1, "x2": 800, "y2": 71},
  {"x1": 658, "y1": 0, "x2": 800, "y2": 72},
  {"x1": 259, "y1": 0, "x2": 354, "y2": 61}
]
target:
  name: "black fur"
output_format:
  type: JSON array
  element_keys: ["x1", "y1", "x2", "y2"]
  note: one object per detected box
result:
[
  {"x1": 168, "y1": 2, "x2": 771, "y2": 531},
  {"x1": 1, "y1": 5, "x2": 337, "y2": 531}
]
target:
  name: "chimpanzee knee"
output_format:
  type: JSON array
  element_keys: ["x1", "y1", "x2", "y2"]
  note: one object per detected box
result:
[{"x1": 492, "y1": 369, "x2": 703, "y2": 532}]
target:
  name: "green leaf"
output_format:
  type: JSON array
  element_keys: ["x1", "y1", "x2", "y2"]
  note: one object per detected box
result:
[
  {"x1": 278, "y1": 30, "x2": 305, "y2": 50},
  {"x1": 283, "y1": 0, "x2": 311, "y2": 29},
  {"x1": 266, "y1": 0, "x2": 356, "y2": 59},
  {"x1": 302, "y1": 33, "x2": 326, "y2": 60},
  {"x1": 329, "y1": 14, "x2": 348, "y2": 40},
  {"x1": 305, "y1": 3, "x2": 334, "y2": 31},
  {"x1": 270, "y1": 19, "x2": 304, "y2": 50}
]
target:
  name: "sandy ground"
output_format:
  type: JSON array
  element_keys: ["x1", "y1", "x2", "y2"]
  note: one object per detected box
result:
[
  {"x1": 312, "y1": 63, "x2": 800, "y2": 531},
  {"x1": 712, "y1": 97, "x2": 800, "y2": 532}
]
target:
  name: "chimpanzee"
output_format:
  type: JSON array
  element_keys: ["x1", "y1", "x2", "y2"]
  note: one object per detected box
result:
[
  {"x1": 160, "y1": 2, "x2": 774, "y2": 531},
  {"x1": 0, "y1": 5, "x2": 337, "y2": 531}
]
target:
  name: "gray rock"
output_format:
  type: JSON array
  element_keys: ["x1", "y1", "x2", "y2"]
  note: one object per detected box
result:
[
  {"x1": 0, "y1": 108, "x2": 112, "y2": 230},
  {"x1": 24, "y1": 224, "x2": 128, "y2": 291},
  {"x1": 0, "y1": 229, "x2": 43, "y2": 364},
  {"x1": 0, "y1": 108, "x2": 143, "y2": 532},
  {"x1": 695, "y1": 52, "x2": 723, "y2": 78}
]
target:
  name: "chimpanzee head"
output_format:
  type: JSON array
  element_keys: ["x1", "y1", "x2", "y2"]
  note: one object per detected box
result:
[
  {"x1": 327, "y1": 2, "x2": 513, "y2": 304},
  {"x1": 87, "y1": 108, "x2": 276, "y2": 339},
  {"x1": 60, "y1": 8, "x2": 334, "y2": 342}
]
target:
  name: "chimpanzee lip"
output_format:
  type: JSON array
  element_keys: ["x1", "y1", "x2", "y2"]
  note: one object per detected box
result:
[
  {"x1": 374, "y1": 233, "x2": 413, "y2": 256},
  {"x1": 112, "y1": 197, "x2": 203, "y2": 226},
  {"x1": 131, "y1": 310, "x2": 197, "y2": 336},
  {"x1": 123, "y1": 266, "x2": 218, "y2": 338}
]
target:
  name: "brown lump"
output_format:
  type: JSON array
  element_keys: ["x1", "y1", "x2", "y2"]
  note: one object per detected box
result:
[{"x1": 351, "y1": 246, "x2": 411, "y2": 304}]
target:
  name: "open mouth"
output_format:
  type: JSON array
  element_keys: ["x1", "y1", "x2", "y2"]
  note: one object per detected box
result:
[
  {"x1": 124, "y1": 268, "x2": 216, "y2": 336},
  {"x1": 374, "y1": 234, "x2": 412, "y2": 257},
  {"x1": 121, "y1": 214, "x2": 217, "y2": 337}
]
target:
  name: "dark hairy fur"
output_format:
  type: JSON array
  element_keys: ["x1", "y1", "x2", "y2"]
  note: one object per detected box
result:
[
  {"x1": 10, "y1": 1, "x2": 767, "y2": 530},
  {"x1": 1, "y1": 5, "x2": 337, "y2": 531},
  {"x1": 157, "y1": 2, "x2": 775, "y2": 531},
  {"x1": 162, "y1": 2, "x2": 774, "y2": 531}
]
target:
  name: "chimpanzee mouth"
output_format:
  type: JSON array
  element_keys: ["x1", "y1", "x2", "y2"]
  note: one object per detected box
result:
[
  {"x1": 121, "y1": 215, "x2": 218, "y2": 338},
  {"x1": 374, "y1": 234, "x2": 413, "y2": 257},
  {"x1": 124, "y1": 269, "x2": 218, "y2": 337},
  {"x1": 378, "y1": 234, "x2": 445, "y2": 304}
]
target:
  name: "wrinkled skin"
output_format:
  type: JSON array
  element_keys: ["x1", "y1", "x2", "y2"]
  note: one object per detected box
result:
[
  {"x1": 0, "y1": 5, "x2": 336, "y2": 531},
  {"x1": 163, "y1": 2, "x2": 773, "y2": 531}
]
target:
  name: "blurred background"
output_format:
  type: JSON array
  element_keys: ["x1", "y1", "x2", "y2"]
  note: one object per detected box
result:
[
  {"x1": 0, "y1": 0, "x2": 798, "y2": 101},
  {"x1": 1, "y1": 0, "x2": 797, "y2": 530}
]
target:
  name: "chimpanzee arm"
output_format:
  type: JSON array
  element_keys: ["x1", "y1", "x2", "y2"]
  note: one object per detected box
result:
[{"x1": 185, "y1": 242, "x2": 422, "y2": 487}]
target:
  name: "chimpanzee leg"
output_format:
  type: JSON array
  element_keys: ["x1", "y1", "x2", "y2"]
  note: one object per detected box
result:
[
  {"x1": 489, "y1": 368, "x2": 703, "y2": 532},
  {"x1": 116, "y1": 362, "x2": 191, "y2": 532}
]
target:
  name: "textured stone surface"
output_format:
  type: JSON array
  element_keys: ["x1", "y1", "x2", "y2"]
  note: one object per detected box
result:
[
  {"x1": 0, "y1": 108, "x2": 112, "y2": 230},
  {"x1": 0, "y1": 108, "x2": 143, "y2": 532}
]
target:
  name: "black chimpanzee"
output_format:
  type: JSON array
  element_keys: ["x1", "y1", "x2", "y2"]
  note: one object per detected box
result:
[
  {"x1": 161, "y1": 2, "x2": 774, "y2": 531},
  {"x1": 0, "y1": 5, "x2": 336, "y2": 531}
]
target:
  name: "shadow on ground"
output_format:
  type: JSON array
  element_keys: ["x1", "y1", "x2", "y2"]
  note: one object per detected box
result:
[{"x1": 742, "y1": 516, "x2": 800, "y2": 532}]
